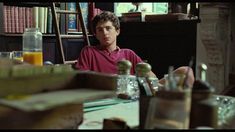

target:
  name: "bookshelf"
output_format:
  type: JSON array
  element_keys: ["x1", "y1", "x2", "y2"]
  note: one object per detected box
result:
[
  {"x1": 0, "y1": 2, "x2": 60, "y2": 34},
  {"x1": 0, "y1": 2, "x2": 92, "y2": 64}
]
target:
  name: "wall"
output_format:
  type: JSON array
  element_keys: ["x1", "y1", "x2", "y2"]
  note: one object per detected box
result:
[
  {"x1": 118, "y1": 21, "x2": 197, "y2": 79},
  {"x1": 197, "y1": 3, "x2": 232, "y2": 94},
  {"x1": 230, "y1": 5, "x2": 235, "y2": 75}
]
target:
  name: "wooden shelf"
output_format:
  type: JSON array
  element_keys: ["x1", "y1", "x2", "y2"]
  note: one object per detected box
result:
[
  {"x1": 3, "y1": 2, "x2": 60, "y2": 7},
  {"x1": 3, "y1": 2, "x2": 50, "y2": 7},
  {"x1": 0, "y1": 33, "x2": 93, "y2": 38},
  {"x1": 0, "y1": 33, "x2": 56, "y2": 37}
]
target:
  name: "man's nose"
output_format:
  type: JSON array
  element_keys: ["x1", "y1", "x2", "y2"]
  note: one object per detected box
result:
[{"x1": 102, "y1": 29, "x2": 108, "y2": 35}]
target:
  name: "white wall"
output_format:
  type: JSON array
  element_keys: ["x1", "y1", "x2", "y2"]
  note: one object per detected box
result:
[
  {"x1": 230, "y1": 5, "x2": 235, "y2": 75},
  {"x1": 197, "y1": 3, "x2": 231, "y2": 93}
]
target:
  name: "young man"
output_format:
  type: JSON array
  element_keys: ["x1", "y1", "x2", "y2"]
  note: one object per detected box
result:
[{"x1": 75, "y1": 11, "x2": 194, "y2": 87}]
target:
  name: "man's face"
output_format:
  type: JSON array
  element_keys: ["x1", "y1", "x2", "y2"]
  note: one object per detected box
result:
[{"x1": 95, "y1": 21, "x2": 120, "y2": 47}]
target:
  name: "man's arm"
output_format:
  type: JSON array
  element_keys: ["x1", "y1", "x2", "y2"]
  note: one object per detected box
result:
[
  {"x1": 147, "y1": 71, "x2": 157, "y2": 78},
  {"x1": 75, "y1": 46, "x2": 91, "y2": 71},
  {"x1": 158, "y1": 66, "x2": 195, "y2": 88}
]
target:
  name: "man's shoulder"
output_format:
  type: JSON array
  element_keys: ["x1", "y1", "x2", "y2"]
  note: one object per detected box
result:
[
  {"x1": 82, "y1": 45, "x2": 97, "y2": 51},
  {"x1": 83, "y1": 45, "x2": 96, "y2": 49},
  {"x1": 80, "y1": 46, "x2": 98, "y2": 56},
  {"x1": 120, "y1": 48, "x2": 136, "y2": 54}
]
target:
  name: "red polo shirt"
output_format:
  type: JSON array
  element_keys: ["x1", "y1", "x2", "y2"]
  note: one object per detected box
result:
[{"x1": 75, "y1": 45, "x2": 143, "y2": 75}]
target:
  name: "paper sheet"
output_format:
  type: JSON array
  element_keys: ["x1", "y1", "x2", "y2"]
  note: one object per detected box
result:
[{"x1": 79, "y1": 101, "x2": 139, "y2": 129}]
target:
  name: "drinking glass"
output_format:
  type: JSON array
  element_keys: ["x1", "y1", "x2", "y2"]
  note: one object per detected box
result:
[
  {"x1": 0, "y1": 52, "x2": 13, "y2": 59},
  {"x1": 12, "y1": 51, "x2": 23, "y2": 62}
]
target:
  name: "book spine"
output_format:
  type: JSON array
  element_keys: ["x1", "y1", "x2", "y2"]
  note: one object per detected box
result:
[
  {"x1": 67, "y1": 2, "x2": 77, "y2": 32},
  {"x1": 3, "y1": 5, "x2": 8, "y2": 33},
  {"x1": 79, "y1": 2, "x2": 89, "y2": 32},
  {"x1": 44, "y1": 7, "x2": 48, "y2": 33},
  {"x1": 52, "y1": 7, "x2": 60, "y2": 34},
  {"x1": 22, "y1": 7, "x2": 26, "y2": 32},
  {"x1": 18, "y1": 7, "x2": 23, "y2": 33},
  {"x1": 15, "y1": 6, "x2": 19, "y2": 33},
  {"x1": 121, "y1": 16, "x2": 142, "y2": 22},
  {"x1": 29, "y1": 8, "x2": 33, "y2": 28},
  {"x1": 47, "y1": 7, "x2": 52, "y2": 34},
  {"x1": 6, "y1": 6, "x2": 11, "y2": 33},
  {"x1": 26, "y1": 7, "x2": 30, "y2": 29},
  {"x1": 33, "y1": 7, "x2": 39, "y2": 28},
  {"x1": 60, "y1": 3, "x2": 66, "y2": 34},
  {"x1": 10, "y1": 6, "x2": 15, "y2": 33},
  {"x1": 39, "y1": 7, "x2": 45, "y2": 33}
]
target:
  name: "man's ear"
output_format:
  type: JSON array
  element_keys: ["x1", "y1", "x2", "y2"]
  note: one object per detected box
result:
[{"x1": 116, "y1": 29, "x2": 120, "y2": 36}]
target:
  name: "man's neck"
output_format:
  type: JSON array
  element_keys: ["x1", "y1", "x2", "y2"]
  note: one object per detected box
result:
[{"x1": 99, "y1": 44, "x2": 117, "y2": 53}]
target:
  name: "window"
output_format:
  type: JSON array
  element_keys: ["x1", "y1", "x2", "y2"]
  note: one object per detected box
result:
[{"x1": 114, "y1": 2, "x2": 168, "y2": 16}]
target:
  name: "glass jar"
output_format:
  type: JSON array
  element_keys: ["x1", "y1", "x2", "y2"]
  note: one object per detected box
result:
[
  {"x1": 116, "y1": 59, "x2": 139, "y2": 100},
  {"x1": 23, "y1": 28, "x2": 43, "y2": 66}
]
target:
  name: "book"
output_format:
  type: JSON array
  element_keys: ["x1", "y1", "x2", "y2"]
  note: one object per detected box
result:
[
  {"x1": 33, "y1": 7, "x2": 39, "y2": 29},
  {"x1": 79, "y1": 2, "x2": 88, "y2": 32},
  {"x1": 60, "y1": 2, "x2": 66, "y2": 34},
  {"x1": 29, "y1": 8, "x2": 33, "y2": 28},
  {"x1": 145, "y1": 13, "x2": 189, "y2": 22},
  {"x1": 18, "y1": 7, "x2": 24, "y2": 33},
  {"x1": 25, "y1": 7, "x2": 30, "y2": 29},
  {"x1": 15, "y1": 6, "x2": 19, "y2": 33},
  {"x1": 47, "y1": 7, "x2": 52, "y2": 34},
  {"x1": 22, "y1": 7, "x2": 26, "y2": 33},
  {"x1": 6, "y1": 6, "x2": 11, "y2": 33},
  {"x1": 52, "y1": 6, "x2": 60, "y2": 34},
  {"x1": 67, "y1": 2, "x2": 77, "y2": 32},
  {"x1": 121, "y1": 12, "x2": 145, "y2": 22},
  {"x1": 44, "y1": 7, "x2": 48, "y2": 33},
  {"x1": 10, "y1": 6, "x2": 15, "y2": 33},
  {"x1": 0, "y1": 88, "x2": 115, "y2": 129},
  {"x1": 3, "y1": 5, "x2": 8, "y2": 33},
  {"x1": 38, "y1": 7, "x2": 45, "y2": 33}
]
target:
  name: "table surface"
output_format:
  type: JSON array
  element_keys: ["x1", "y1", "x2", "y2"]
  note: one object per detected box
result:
[
  {"x1": 79, "y1": 98, "x2": 139, "y2": 129},
  {"x1": 78, "y1": 95, "x2": 235, "y2": 129}
]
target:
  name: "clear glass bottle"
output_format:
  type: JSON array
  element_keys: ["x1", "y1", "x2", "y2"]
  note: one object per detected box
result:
[
  {"x1": 135, "y1": 62, "x2": 154, "y2": 96},
  {"x1": 116, "y1": 59, "x2": 139, "y2": 100},
  {"x1": 23, "y1": 28, "x2": 43, "y2": 66}
]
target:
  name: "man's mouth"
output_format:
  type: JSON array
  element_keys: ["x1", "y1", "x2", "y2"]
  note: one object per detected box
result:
[{"x1": 104, "y1": 37, "x2": 109, "y2": 41}]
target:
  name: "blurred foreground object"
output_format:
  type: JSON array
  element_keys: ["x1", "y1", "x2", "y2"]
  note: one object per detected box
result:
[{"x1": 0, "y1": 59, "x2": 117, "y2": 128}]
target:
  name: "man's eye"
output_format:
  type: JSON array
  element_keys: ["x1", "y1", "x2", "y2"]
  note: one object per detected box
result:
[{"x1": 106, "y1": 27, "x2": 111, "y2": 30}]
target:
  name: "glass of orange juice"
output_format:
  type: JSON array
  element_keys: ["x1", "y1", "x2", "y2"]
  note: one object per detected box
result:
[
  {"x1": 23, "y1": 51, "x2": 43, "y2": 66},
  {"x1": 12, "y1": 51, "x2": 23, "y2": 62},
  {"x1": 22, "y1": 28, "x2": 43, "y2": 66}
]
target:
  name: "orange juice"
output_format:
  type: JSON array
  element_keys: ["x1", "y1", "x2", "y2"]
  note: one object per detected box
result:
[
  {"x1": 14, "y1": 57, "x2": 23, "y2": 62},
  {"x1": 23, "y1": 52, "x2": 43, "y2": 66}
]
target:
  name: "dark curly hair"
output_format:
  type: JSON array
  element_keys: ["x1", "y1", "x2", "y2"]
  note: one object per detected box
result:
[{"x1": 92, "y1": 11, "x2": 120, "y2": 34}]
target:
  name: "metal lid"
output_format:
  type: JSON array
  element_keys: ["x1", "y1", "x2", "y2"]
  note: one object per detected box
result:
[
  {"x1": 135, "y1": 62, "x2": 151, "y2": 77},
  {"x1": 117, "y1": 59, "x2": 132, "y2": 75},
  {"x1": 193, "y1": 80, "x2": 215, "y2": 94}
]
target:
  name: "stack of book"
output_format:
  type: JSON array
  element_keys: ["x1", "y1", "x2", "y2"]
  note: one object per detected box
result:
[
  {"x1": 121, "y1": 12, "x2": 145, "y2": 22},
  {"x1": 1, "y1": 2, "x2": 90, "y2": 35},
  {"x1": 0, "y1": 61, "x2": 116, "y2": 128},
  {"x1": 145, "y1": 13, "x2": 189, "y2": 22},
  {"x1": 3, "y1": 5, "x2": 53, "y2": 34}
]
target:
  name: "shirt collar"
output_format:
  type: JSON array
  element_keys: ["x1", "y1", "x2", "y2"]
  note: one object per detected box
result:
[{"x1": 96, "y1": 45, "x2": 120, "y2": 53}]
